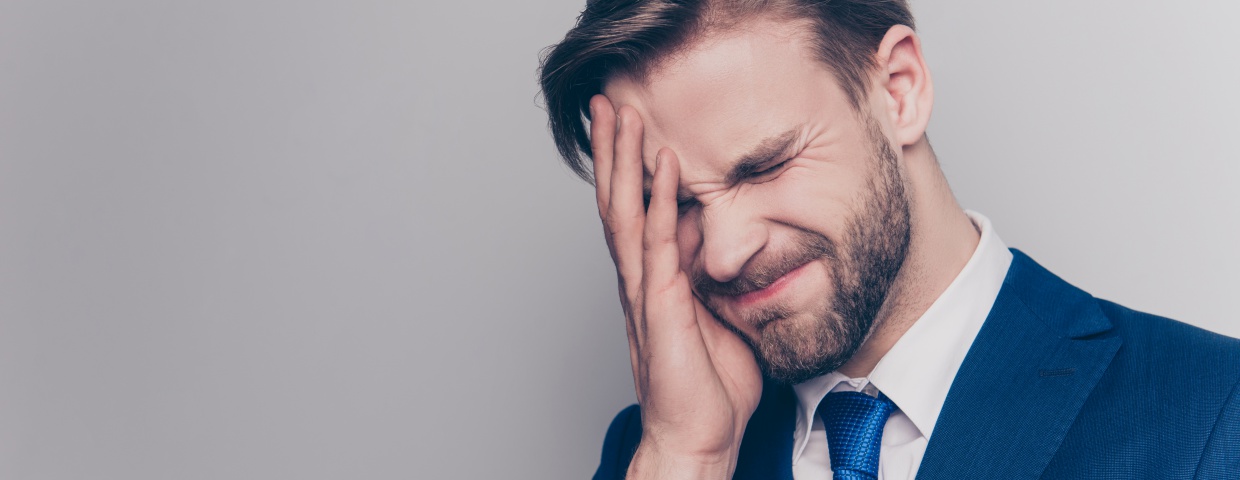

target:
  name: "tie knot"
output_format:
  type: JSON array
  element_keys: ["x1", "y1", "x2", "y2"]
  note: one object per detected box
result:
[{"x1": 818, "y1": 391, "x2": 896, "y2": 480}]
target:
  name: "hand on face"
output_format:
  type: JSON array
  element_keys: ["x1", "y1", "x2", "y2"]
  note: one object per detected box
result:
[{"x1": 589, "y1": 94, "x2": 764, "y2": 478}]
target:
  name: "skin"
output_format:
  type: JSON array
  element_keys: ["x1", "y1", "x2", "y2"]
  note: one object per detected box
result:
[{"x1": 588, "y1": 18, "x2": 981, "y2": 479}]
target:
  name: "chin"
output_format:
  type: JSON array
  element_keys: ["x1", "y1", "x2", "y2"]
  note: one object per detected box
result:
[{"x1": 751, "y1": 309, "x2": 860, "y2": 385}]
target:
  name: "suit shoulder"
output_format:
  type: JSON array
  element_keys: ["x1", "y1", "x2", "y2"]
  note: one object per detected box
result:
[
  {"x1": 592, "y1": 404, "x2": 642, "y2": 480},
  {"x1": 1053, "y1": 299, "x2": 1240, "y2": 476},
  {"x1": 1094, "y1": 298, "x2": 1240, "y2": 409},
  {"x1": 1097, "y1": 298, "x2": 1240, "y2": 366}
]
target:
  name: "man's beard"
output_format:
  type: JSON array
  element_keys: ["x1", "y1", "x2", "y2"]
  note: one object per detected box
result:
[{"x1": 694, "y1": 118, "x2": 912, "y2": 385}]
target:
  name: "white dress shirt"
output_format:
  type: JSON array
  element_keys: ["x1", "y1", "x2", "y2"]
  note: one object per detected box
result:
[{"x1": 791, "y1": 211, "x2": 1013, "y2": 480}]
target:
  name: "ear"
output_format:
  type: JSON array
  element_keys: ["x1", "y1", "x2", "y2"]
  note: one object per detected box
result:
[{"x1": 874, "y1": 25, "x2": 933, "y2": 147}]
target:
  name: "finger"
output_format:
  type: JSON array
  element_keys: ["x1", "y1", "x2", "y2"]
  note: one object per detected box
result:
[
  {"x1": 641, "y1": 149, "x2": 710, "y2": 364},
  {"x1": 605, "y1": 105, "x2": 648, "y2": 370},
  {"x1": 642, "y1": 148, "x2": 683, "y2": 292},
  {"x1": 588, "y1": 95, "x2": 616, "y2": 219},
  {"x1": 618, "y1": 282, "x2": 644, "y2": 400},
  {"x1": 607, "y1": 105, "x2": 647, "y2": 296}
]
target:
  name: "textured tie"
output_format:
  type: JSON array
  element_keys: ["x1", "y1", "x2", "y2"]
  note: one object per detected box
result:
[{"x1": 818, "y1": 391, "x2": 896, "y2": 480}]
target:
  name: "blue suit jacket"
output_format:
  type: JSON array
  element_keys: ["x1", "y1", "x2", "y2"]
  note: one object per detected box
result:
[{"x1": 592, "y1": 249, "x2": 1240, "y2": 479}]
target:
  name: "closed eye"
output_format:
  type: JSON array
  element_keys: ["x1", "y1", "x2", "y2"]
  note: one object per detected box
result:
[
  {"x1": 749, "y1": 158, "x2": 792, "y2": 179},
  {"x1": 641, "y1": 193, "x2": 699, "y2": 215},
  {"x1": 676, "y1": 198, "x2": 698, "y2": 215},
  {"x1": 646, "y1": 158, "x2": 792, "y2": 213}
]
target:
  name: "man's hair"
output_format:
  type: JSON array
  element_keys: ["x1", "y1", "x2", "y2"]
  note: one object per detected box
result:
[{"x1": 538, "y1": 0, "x2": 915, "y2": 182}]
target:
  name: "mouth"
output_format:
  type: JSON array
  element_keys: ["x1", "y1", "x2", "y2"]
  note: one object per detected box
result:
[{"x1": 728, "y1": 261, "x2": 813, "y2": 308}]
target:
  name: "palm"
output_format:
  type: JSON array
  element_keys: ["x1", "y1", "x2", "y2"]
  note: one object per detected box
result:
[
  {"x1": 692, "y1": 295, "x2": 763, "y2": 418},
  {"x1": 632, "y1": 273, "x2": 763, "y2": 456}
]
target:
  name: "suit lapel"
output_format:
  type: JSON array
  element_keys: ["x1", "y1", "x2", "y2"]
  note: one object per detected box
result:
[
  {"x1": 915, "y1": 250, "x2": 1122, "y2": 479},
  {"x1": 732, "y1": 379, "x2": 797, "y2": 480}
]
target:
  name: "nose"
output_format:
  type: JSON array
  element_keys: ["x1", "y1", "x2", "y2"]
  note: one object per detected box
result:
[{"x1": 698, "y1": 202, "x2": 768, "y2": 283}]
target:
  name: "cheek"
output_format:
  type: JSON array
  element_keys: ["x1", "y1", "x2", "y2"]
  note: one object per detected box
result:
[{"x1": 762, "y1": 171, "x2": 858, "y2": 233}]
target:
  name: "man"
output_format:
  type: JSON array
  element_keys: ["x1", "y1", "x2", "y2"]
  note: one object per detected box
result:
[{"x1": 538, "y1": 1, "x2": 1240, "y2": 478}]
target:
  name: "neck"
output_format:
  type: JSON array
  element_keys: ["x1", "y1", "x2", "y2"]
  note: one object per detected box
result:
[{"x1": 836, "y1": 137, "x2": 980, "y2": 378}]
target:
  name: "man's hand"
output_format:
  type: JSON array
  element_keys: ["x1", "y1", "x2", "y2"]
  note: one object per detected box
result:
[{"x1": 588, "y1": 95, "x2": 764, "y2": 479}]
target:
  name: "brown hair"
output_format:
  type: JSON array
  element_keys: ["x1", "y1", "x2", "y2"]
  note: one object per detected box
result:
[{"x1": 538, "y1": 0, "x2": 915, "y2": 183}]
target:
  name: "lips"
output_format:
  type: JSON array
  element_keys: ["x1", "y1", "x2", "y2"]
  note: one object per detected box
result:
[{"x1": 730, "y1": 261, "x2": 812, "y2": 307}]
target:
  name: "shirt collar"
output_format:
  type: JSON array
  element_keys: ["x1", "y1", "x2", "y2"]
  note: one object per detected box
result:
[{"x1": 789, "y1": 210, "x2": 1013, "y2": 464}]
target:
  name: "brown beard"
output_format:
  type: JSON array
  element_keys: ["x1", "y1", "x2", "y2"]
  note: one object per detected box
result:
[{"x1": 693, "y1": 117, "x2": 912, "y2": 385}]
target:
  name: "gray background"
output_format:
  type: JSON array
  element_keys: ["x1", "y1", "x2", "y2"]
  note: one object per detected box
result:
[{"x1": 0, "y1": 0, "x2": 1236, "y2": 478}]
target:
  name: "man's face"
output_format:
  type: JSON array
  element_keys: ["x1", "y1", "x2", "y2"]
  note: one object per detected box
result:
[{"x1": 603, "y1": 20, "x2": 912, "y2": 384}]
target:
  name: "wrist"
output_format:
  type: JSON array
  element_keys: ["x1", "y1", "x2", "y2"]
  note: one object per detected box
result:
[{"x1": 626, "y1": 442, "x2": 738, "y2": 480}]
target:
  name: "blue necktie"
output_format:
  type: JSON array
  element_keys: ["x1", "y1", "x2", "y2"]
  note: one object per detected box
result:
[{"x1": 818, "y1": 391, "x2": 896, "y2": 480}]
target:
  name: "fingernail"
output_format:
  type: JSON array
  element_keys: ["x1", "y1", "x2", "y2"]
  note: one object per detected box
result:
[{"x1": 588, "y1": 101, "x2": 596, "y2": 118}]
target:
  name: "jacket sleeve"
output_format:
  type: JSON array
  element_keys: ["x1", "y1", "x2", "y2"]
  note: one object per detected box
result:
[
  {"x1": 1195, "y1": 375, "x2": 1240, "y2": 478},
  {"x1": 592, "y1": 404, "x2": 643, "y2": 480}
]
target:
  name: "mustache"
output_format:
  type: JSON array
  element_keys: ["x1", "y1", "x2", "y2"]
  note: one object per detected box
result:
[{"x1": 692, "y1": 232, "x2": 836, "y2": 297}]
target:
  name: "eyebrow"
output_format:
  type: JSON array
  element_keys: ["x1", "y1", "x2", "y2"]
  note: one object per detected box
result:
[{"x1": 642, "y1": 126, "x2": 802, "y2": 205}]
